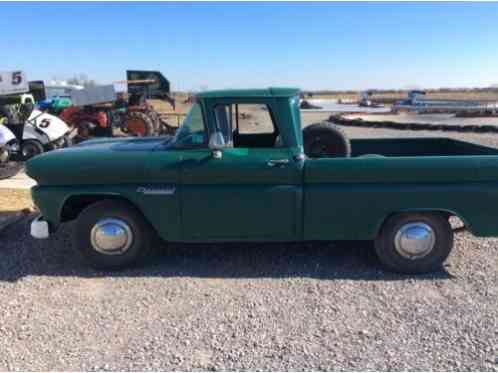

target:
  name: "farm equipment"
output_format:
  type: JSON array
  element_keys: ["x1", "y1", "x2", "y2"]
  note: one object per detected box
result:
[
  {"x1": 117, "y1": 70, "x2": 177, "y2": 136},
  {"x1": 57, "y1": 70, "x2": 176, "y2": 142},
  {"x1": 56, "y1": 85, "x2": 117, "y2": 143},
  {"x1": 33, "y1": 81, "x2": 77, "y2": 115}
]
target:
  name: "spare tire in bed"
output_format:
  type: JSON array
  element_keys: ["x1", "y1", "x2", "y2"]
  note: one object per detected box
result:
[{"x1": 303, "y1": 122, "x2": 351, "y2": 158}]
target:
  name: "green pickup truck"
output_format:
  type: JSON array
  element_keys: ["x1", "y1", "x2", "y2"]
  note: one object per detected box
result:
[{"x1": 27, "y1": 87, "x2": 498, "y2": 273}]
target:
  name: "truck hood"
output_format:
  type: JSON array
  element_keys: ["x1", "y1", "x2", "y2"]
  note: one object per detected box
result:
[
  {"x1": 77, "y1": 135, "x2": 172, "y2": 150},
  {"x1": 26, "y1": 136, "x2": 172, "y2": 185}
]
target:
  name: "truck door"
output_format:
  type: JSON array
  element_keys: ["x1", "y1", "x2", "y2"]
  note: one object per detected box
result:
[{"x1": 180, "y1": 101, "x2": 302, "y2": 241}]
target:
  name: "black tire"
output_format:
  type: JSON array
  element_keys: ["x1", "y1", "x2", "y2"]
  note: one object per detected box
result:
[
  {"x1": 73, "y1": 200, "x2": 153, "y2": 270},
  {"x1": 375, "y1": 213, "x2": 453, "y2": 274},
  {"x1": 303, "y1": 122, "x2": 351, "y2": 158},
  {"x1": 21, "y1": 139, "x2": 44, "y2": 160},
  {"x1": 126, "y1": 111, "x2": 155, "y2": 137}
]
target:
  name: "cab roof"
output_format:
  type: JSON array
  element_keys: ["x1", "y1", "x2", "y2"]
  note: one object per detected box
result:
[{"x1": 195, "y1": 87, "x2": 300, "y2": 99}]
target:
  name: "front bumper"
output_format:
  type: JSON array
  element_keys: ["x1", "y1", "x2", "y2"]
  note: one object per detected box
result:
[{"x1": 31, "y1": 215, "x2": 50, "y2": 239}]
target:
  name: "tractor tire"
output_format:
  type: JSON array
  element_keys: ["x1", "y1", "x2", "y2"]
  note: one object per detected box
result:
[
  {"x1": 303, "y1": 122, "x2": 351, "y2": 158},
  {"x1": 21, "y1": 140, "x2": 44, "y2": 161},
  {"x1": 126, "y1": 111, "x2": 155, "y2": 137}
]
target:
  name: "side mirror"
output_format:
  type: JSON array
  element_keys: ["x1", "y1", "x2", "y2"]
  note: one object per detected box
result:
[{"x1": 209, "y1": 132, "x2": 225, "y2": 159}]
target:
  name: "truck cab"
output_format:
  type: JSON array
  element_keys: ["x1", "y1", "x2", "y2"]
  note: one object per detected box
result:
[
  {"x1": 27, "y1": 87, "x2": 498, "y2": 273},
  {"x1": 169, "y1": 88, "x2": 304, "y2": 241}
]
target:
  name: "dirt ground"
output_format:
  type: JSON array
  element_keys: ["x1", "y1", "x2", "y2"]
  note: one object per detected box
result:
[
  {"x1": 0, "y1": 189, "x2": 33, "y2": 212},
  {"x1": 0, "y1": 188, "x2": 34, "y2": 234}
]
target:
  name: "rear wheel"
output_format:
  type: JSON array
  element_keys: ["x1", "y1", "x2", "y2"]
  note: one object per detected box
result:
[
  {"x1": 375, "y1": 213, "x2": 453, "y2": 274},
  {"x1": 126, "y1": 111, "x2": 155, "y2": 137},
  {"x1": 73, "y1": 200, "x2": 152, "y2": 270}
]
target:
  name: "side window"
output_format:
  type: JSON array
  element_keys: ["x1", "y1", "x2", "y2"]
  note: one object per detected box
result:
[{"x1": 234, "y1": 104, "x2": 275, "y2": 134}]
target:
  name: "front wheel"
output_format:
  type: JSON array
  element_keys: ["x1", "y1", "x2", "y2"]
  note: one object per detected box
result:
[
  {"x1": 73, "y1": 200, "x2": 152, "y2": 270},
  {"x1": 375, "y1": 213, "x2": 453, "y2": 274}
]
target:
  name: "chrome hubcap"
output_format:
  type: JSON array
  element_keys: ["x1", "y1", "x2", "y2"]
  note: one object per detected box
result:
[
  {"x1": 90, "y1": 218, "x2": 133, "y2": 255},
  {"x1": 394, "y1": 222, "x2": 435, "y2": 259}
]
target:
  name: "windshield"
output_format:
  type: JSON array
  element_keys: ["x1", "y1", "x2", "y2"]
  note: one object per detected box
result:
[{"x1": 171, "y1": 103, "x2": 206, "y2": 147}]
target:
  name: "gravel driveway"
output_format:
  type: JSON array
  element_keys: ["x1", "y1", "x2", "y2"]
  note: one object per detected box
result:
[
  {"x1": 0, "y1": 215, "x2": 497, "y2": 371},
  {"x1": 1, "y1": 121, "x2": 498, "y2": 371}
]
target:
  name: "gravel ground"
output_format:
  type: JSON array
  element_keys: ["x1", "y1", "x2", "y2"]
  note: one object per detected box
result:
[
  {"x1": 1, "y1": 121, "x2": 498, "y2": 371},
  {"x1": 0, "y1": 218, "x2": 497, "y2": 371}
]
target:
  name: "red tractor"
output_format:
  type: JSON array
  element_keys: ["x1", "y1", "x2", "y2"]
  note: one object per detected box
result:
[
  {"x1": 59, "y1": 70, "x2": 176, "y2": 142},
  {"x1": 123, "y1": 70, "x2": 176, "y2": 136},
  {"x1": 60, "y1": 105, "x2": 111, "y2": 141}
]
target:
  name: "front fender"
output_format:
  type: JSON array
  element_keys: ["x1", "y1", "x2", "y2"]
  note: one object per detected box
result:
[{"x1": 31, "y1": 184, "x2": 181, "y2": 241}]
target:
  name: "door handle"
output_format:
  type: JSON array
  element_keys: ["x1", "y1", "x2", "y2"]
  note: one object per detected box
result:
[{"x1": 267, "y1": 159, "x2": 290, "y2": 167}]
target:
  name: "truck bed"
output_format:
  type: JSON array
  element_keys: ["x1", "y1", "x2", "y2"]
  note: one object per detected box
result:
[
  {"x1": 305, "y1": 137, "x2": 498, "y2": 240},
  {"x1": 351, "y1": 137, "x2": 498, "y2": 157}
]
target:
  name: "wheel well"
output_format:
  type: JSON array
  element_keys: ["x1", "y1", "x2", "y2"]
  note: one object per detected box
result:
[
  {"x1": 376, "y1": 209, "x2": 465, "y2": 236},
  {"x1": 61, "y1": 195, "x2": 137, "y2": 223}
]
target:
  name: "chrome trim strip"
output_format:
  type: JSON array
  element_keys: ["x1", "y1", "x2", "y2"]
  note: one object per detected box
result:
[{"x1": 137, "y1": 186, "x2": 176, "y2": 195}]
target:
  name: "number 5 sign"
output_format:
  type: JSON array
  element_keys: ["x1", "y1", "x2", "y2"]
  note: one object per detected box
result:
[{"x1": 0, "y1": 71, "x2": 29, "y2": 96}]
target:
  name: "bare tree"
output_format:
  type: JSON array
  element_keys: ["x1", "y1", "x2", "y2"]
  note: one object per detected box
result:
[{"x1": 67, "y1": 74, "x2": 96, "y2": 87}]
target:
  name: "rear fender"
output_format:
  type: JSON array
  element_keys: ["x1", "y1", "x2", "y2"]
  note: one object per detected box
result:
[{"x1": 375, "y1": 208, "x2": 472, "y2": 237}]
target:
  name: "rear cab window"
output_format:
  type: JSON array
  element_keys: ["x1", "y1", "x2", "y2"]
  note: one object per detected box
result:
[{"x1": 213, "y1": 103, "x2": 280, "y2": 148}]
